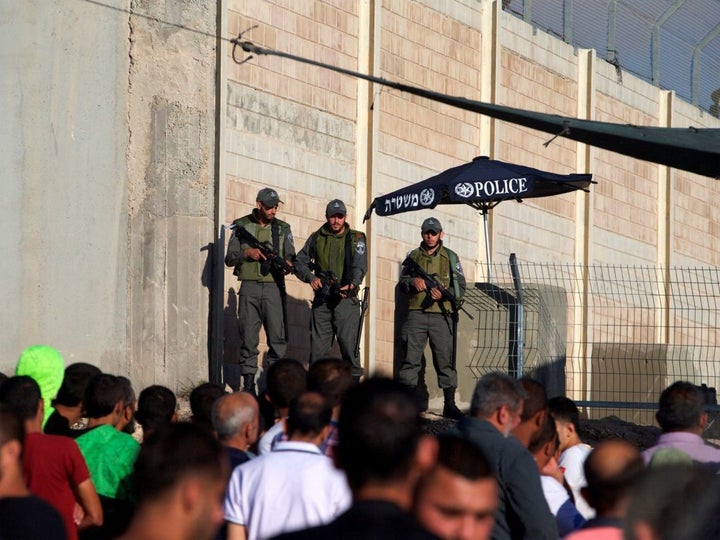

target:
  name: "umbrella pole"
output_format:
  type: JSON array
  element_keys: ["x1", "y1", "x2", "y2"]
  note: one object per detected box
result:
[{"x1": 483, "y1": 210, "x2": 492, "y2": 283}]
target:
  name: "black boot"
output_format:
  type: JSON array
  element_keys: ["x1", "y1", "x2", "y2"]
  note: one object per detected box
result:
[
  {"x1": 442, "y1": 387, "x2": 463, "y2": 420},
  {"x1": 242, "y1": 374, "x2": 256, "y2": 395}
]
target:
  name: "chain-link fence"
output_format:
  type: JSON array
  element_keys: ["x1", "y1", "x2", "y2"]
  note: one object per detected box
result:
[
  {"x1": 503, "y1": 0, "x2": 720, "y2": 116},
  {"x1": 463, "y1": 256, "x2": 720, "y2": 424}
]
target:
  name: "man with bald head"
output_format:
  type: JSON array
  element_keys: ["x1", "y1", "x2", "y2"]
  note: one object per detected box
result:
[
  {"x1": 212, "y1": 391, "x2": 260, "y2": 469},
  {"x1": 565, "y1": 440, "x2": 644, "y2": 540}
]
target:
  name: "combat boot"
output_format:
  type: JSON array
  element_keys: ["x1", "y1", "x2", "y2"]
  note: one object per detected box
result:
[
  {"x1": 242, "y1": 374, "x2": 256, "y2": 395},
  {"x1": 442, "y1": 387, "x2": 464, "y2": 419}
]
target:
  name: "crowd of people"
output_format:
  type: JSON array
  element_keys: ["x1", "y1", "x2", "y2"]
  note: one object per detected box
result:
[
  {"x1": 3, "y1": 190, "x2": 720, "y2": 539},
  {"x1": 3, "y1": 343, "x2": 720, "y2": 539}
]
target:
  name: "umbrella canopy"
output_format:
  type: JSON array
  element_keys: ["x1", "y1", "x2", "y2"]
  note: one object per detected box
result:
[
  {"x1": 363, "y1": 156, "x2": 594, "y2": 281},
  {"x1": 363, "y1": 156, "x2": 594, "y2": 220}
]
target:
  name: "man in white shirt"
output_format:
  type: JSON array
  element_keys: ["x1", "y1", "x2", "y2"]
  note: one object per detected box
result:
[
  {"x1": 548, "y1": 396, "x2": 594, "y2": 520},
  {"x1": 530, "y1": 414, "x2": 585, "y2": 538},
  {"x1": 224, "y1": 392, "x2": 351, "y2": 540}
]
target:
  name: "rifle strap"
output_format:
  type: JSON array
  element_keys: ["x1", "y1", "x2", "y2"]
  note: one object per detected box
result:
[
  {"x1": 447, "y1": 249, "x2": 461, "y2": 308},
  {"x1": 270, "y1": 220, "x2": 289, "y2": 339},
  {"x1": 342, "y1": 231, "x2": 353, "y2": 286},
  {"x1": 271, "y1": 219, "x2": 280, "y2": 254}
]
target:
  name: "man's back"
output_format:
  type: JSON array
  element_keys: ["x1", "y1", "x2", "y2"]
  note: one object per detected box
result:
[
  {"x1": 456, "y1": 416, "x2": 557, "y2": 540},
  {"x1": 273, "y1": 499, "x2": 439, "y2": 540},
  {"x1": 23, "y1": 431, "x2": 91, "y2": 540},
  {"x1": 224, "y1": 441, "x2": 350, "y2": 539},
  {"x1": 76, "y1": 424, "x2": 139, "y2": 500},
  {"x1": 0, "y1": 494, "x2": 69, "y2": 540}
]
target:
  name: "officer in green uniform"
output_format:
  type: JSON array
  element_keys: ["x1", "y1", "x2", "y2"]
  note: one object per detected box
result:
[
  {"x1": 398, "y1": 217, "x2": 466, "y2": 419},
  {"x1": 294, "y1": 199, "x2": 367, "y2": 380},
  {"x1": 225, "y1": 188, "x2": 295, "y2": 394}
]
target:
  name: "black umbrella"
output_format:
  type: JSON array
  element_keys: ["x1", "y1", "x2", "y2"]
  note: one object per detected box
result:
[{"x1": 363, "y1": 156, "x2": 594, "y2": 279}]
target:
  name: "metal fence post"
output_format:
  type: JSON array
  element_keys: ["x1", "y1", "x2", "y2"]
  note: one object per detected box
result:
[{"x1": 509, "y1": 253, "x2": 524, "y2": 378}]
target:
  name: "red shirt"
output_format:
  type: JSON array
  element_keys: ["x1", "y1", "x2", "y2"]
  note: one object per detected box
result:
[{"x1": 23, "y1": 432, "x2": 91, "y2": 540}]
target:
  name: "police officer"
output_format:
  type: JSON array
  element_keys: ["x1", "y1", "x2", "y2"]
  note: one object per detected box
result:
[
  {"x1": 225, "y1": 188, "x2": 295, "y2": 394},
  {"x1": 295, "y1": 200, "x2": 367, "y2": 380},
  {"x1": 398, "y1": 217, "x2": 466, "y2": 419}
]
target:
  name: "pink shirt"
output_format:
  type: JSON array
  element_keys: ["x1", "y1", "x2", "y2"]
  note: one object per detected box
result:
[
  {"x1": 642, "y1": 432, "x2": 720, "y2": 465},
  {"x1": 566, "y1": 526, "x2": 623, "y2": 540}
]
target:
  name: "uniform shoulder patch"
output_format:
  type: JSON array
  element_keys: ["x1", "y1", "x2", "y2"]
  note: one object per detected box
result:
[{"x1": 356, "y1": 239, "x2": 366, "y2": 255}]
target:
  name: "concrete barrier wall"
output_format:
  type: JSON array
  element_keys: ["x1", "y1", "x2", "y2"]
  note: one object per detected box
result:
[{"x1": 1, "y1": 0, "x2": 218, "y2": 393}]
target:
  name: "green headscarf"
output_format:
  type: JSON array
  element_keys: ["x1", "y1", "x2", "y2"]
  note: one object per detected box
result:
[{"x1": 16, "y1": 345, "x2": 65, "y2": 427}]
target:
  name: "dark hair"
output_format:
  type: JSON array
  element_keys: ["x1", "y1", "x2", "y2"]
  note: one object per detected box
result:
[
  {"x1": 528, "y1": 414, "x2": 558, "y2": 454},
  {"x1": 189, "y1": 383, "x2": 226, "y2": 432},
  {"x1": 0, "y1": 376, "x2": 41, "y2": 421},
  {"x1": 0, "y1": 404, "x2": 25, "y2": 448},
  {"x1": 470, "y1": 372, "x2": 526, "y2": 418},
  {"x1": 53, "y1": 363, "x2": 102, "y2": 408},
  {"x1": 435, "y1": 434, "x2": 493, "y2": 480},
  {"x1": 84, "y1": 374, "x2": 125, "y2": 419},
  {"x1": 136, "y1": 385, "x2": 177, "y2": 434},
  {"x1": 625, "y1": 465, "x2": 720, "y2": 540},
  {"x1": 307, "y1": 357, "x2": 354, "y2": 409},
  {"x1": 547, "y1": 396, "x2": 581, "y2": 430},
  {"x1": 656, "y1": 381, "x2": 705, "y2": 432},
  {"x1": 336, "y1": 377, "x2": 423, "y2": 491},
  {"x1": 286, "y1": 392, "x2": 332, "y2": 437},
  {"x1": 132, "y1": 422, "x2": 227, "y2": 504},
  {"x1": 118, "y1": 376, "x2": 136, "y2": 408},
  {"x1": 519, "y1": 377, "x2": 547, "y2": 421},
  {"x1": 266, "y1": 359, "x2": 306, "y2": 408}
]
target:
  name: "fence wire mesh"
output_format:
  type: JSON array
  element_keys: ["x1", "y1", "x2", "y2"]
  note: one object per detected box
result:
[
  {"x1": 463, "y1": 258, "x2": 720, "y2": 424},
  {"x1": 503, "y1": 0, "x2": 720, "y2": 116}
]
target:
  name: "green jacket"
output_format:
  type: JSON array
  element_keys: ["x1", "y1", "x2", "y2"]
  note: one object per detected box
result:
[
  {"x1": 76, "y1": 425, "x2": 139, "y2": 500},
  {"x1": 295, "y1": 223, "x2": 367, "y2": 289},
  {"x1": 400, "y1": 243, "x2": 466, "y2": 313},
  {"x1": 225, "y1": 210, "x2": 295, "y2": 282}
]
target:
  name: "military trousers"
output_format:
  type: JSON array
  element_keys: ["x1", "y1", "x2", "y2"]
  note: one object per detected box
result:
[
  {"x1": 310, "y1": 296, "x2": 363, "y2": 377},
  {"x1": 238, "y1": 280, "x2": 286, "y2": 375},
  {"x1": 398, "y1": 310, "x2": 457, "y2": 389}
]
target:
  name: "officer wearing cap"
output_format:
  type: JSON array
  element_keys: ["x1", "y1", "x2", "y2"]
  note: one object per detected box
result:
[
  {"x1": 294, "y1": 200, "x2": 367, "y2": 380},
  {"x1": 398, "y1": 217, "x2": 466, "y2": 419},
  {"x1": 225, "y1": 188, "x2": 295, "y2": 394}
]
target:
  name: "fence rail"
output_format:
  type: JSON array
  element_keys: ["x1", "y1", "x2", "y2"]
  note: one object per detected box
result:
[
  {"x1": 503, "y1": 0, "x2": 720, "y2": 116},
  {"x1": 463, "y1": 256, "x2": 720, "y2": 424}
]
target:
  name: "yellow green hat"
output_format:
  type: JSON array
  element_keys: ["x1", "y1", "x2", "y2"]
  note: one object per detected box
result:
[{"x1": 16, "y1": 345, "x2": 65, "y2": 427}]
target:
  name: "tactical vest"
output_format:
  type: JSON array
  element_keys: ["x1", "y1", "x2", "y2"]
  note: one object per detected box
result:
[
  {"x1": 407, "y1": 246, "x2": 457, "y2": 313},
  {"x1": 233, "y1": 215, "x2": 290, "y2": 282},
  {"x1": 314, "y1": 226, "x2": 363, "y2": 286}
]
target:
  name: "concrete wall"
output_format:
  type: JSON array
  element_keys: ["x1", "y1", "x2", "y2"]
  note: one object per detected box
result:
[
  {"x1": 1, "y1": 0, "x2": 218, "y2": 392},
  {"x1": 1, "y1": 0, "x2": 130, "y2": 374}
]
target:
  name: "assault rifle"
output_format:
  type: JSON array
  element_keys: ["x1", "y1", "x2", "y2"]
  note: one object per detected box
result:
[
  {"x1": 235, "y1": 226, "x2": 294, "y2": 277},
  {"x1": 309, "y1": 262, "x2": 342, "y2": 305},
  {"x1": 401, "y1": 256, "x2": 474, "y2": 320}
]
